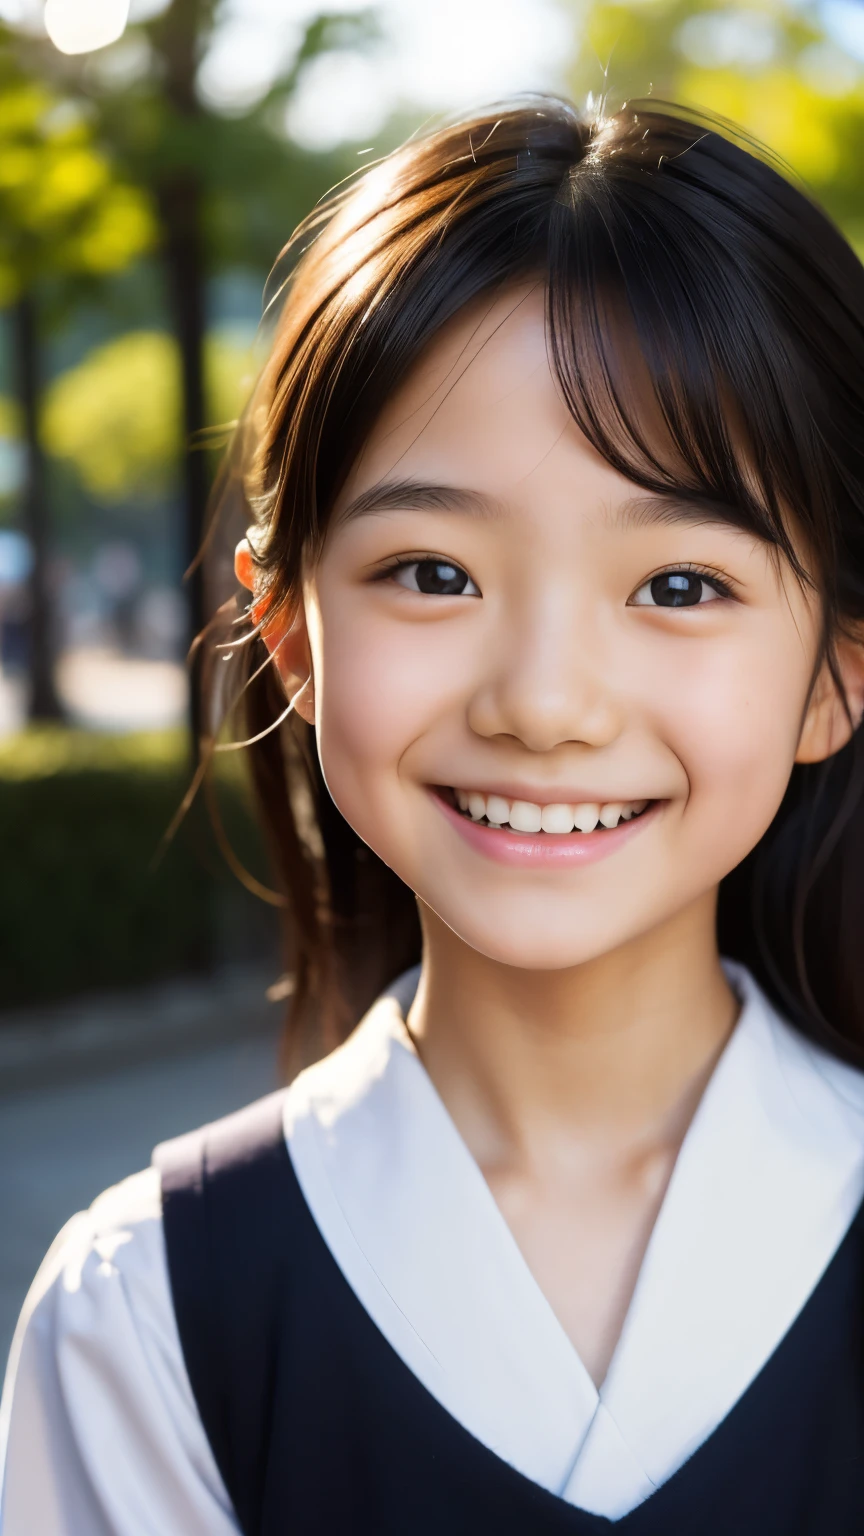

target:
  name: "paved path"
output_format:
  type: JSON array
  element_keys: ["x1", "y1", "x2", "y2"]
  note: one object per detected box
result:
[
  {"x1": 0, "y1": 1030, "x2": 281, "y2": 1375},
  {"x1": 0, "y1": 649, "x2": 187, "y2": 737}
]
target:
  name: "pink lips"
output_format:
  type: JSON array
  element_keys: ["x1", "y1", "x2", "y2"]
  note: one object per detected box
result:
[{"x1": 432, "y1": 791, "x2": 662, "y2": 867}]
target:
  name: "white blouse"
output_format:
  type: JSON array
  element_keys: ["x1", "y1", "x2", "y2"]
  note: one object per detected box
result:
[{"x1": 3, "y1": 961, "x2": 864, "y2": 1533}]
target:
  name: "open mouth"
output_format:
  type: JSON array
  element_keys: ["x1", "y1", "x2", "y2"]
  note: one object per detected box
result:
[{"x1": 440, "y1": 787, "x2": 653, "y2": 835}]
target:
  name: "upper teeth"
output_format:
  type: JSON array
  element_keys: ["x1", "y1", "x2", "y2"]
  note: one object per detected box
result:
[{"x1": 455, "y1": 791, "x2": 648, "y2": 833}]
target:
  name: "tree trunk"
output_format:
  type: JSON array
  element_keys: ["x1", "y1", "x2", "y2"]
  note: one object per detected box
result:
[
  {"x1": 12, "y1": 291, "x2": 62, "y2": 722},
  {"x1": 156, "y1": 171, "x2": 208, "y2": 751},
  {"x1": 150, "y1": 0, "x2": 216, "y2": 757}
]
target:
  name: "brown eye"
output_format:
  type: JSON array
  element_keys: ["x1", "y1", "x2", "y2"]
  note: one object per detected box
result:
[{"x1": 393, "y1": 559, "x2": 479, "y2": 596}]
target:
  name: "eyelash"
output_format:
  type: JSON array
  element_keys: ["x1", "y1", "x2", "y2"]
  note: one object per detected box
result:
[
  {"x1": 629, "y1": 563, "x2": 738, "y2": 606},
  {"x1": 372, "y1": 554, "x2": 480, "y2": 594},
  {"x1": 374, "y1": 557, "x2": 738, "y2": 605},
  {"x1": 375, "y1": 554, "x2": 450, "y2": 577}
]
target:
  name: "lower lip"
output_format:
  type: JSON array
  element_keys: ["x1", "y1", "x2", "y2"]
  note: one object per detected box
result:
[{"x1": 432, "y1": 792, "x2": 663, "y2": 868}]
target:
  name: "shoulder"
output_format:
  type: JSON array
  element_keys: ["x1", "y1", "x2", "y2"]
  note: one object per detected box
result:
[
  {"x1": 3, "y1": 1164, "x2": 167, "y2": 1412},
  {"x1": 740, "y1": 966, "x2": 864, "y2": 1185},
  {"x1": 1, "y1": 1167, "x2": 238, "y2": 1536},
  {"x1": 33, "y1": 1160, "x2": 162, "y2": 1296},
  {"x1": 763, "y1": 1000, "x2": 864, "y2": 1131},
  {"x1": 155, "y1": 1086, "x2": 289, "y2": 1192},
  {"x1": 283, "y1": 970, "x2": 420, "y2": 1139},
  {"x1": 727, "y1": 959, "x2": 864, "y2": 1118}
]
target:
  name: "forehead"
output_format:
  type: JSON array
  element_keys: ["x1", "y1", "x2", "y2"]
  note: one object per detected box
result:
[{"x1": 335, "y1": 283, "x2": 630, "y2": 514}]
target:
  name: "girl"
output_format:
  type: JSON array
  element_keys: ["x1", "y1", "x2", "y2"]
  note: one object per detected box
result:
[{"x1": 4, "y1": 96, "x2": 864, "y2": 1534}]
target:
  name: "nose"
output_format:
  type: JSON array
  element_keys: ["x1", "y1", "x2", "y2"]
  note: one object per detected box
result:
[{"x1": 466, "y1": 591, "x2": 624, "y2": 753}]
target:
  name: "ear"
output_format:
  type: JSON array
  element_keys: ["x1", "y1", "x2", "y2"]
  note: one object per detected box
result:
[
  {"x1": 795, "y1": 627, "x2": 864, "y2": 764},
  {"x1": 234, "y1": 539, "x2": 315, "y2": 725}
]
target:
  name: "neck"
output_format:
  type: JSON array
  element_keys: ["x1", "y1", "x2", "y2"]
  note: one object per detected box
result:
[{"x1": 407, "y1": 894, "x2": 738, "y2": 1169}]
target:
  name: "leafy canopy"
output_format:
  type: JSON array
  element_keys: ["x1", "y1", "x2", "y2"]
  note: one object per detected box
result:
[
  {"x1": 570, "y1": 0, "x2": 864, "y2": 234},
  {"x1": 0, "y1": 45, "x2": 155, "y2": 304},
  {"x1": 41, "y1": 328, "x2": 257, "y2": 500}
]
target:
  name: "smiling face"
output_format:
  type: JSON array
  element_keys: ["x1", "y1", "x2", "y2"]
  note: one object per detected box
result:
[{"x1": 260, "y1": 284, "x2": 840, "y2": 972}]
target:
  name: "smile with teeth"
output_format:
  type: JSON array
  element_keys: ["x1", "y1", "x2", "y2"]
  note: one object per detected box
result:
[{"x1": 452, "y1": 789, "x2": 650, "y2": 834}]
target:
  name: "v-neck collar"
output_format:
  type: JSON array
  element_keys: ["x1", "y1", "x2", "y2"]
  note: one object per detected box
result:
[{"x1": 283, "y1": 963, "x2": 864, "y2": 1521}]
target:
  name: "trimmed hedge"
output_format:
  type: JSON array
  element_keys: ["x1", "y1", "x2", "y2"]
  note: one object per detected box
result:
[{"x1": 0, "y1": 728, "x2": 277, "y2": 1010}]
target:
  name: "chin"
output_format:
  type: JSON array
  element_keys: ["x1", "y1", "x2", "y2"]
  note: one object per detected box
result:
[{"x1": 431, "y1": 904, "x2": 623, "y2": 973}]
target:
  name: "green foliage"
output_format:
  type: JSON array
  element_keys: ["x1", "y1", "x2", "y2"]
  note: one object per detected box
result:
[
  {"x1": 570, "y1": 1, "x2": 864, "y2": 232},
  {"x1": 0, "y1": 395, "x2": 20, "y2": 438},
  {"x1": 0, "y1": 727, "x2": 275, "y2": 1008},
  {"x1": 27, "y1": 9, "x2": 381, "y2": 278},
  {"x1": 0, "y1": 47, "x2": 156, "y2": 303},
  {"x1": 40, "y1": 328, "x2": 256, "y2": 500}
]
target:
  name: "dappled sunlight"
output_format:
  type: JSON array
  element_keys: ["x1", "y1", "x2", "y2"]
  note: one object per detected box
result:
[{"x1": 56, "y1": 647, "x2": 187, "y2": 732}]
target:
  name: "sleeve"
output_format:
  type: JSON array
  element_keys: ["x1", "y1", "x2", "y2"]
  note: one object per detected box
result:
[{"x1": 0, "y1": 1167, "x2": 240, "y2": 1536}]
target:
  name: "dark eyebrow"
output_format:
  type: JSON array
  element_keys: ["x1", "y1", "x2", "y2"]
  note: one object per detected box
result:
[
  {"x1": 615, "y1": 492, "x2": 753, "y2": 535},
  {"x1": 338, "y1": 479, "x2": 757, "y2": 538},
  {"x1": 336, "y1": 477, "x2": 501, "y2": 525}
]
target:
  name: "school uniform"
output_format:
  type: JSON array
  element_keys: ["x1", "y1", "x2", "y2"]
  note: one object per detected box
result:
[{"x1": 3, "y1": 960, "x2": 864, "y2": 1533}]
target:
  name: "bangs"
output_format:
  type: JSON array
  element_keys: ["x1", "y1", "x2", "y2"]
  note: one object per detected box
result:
[
  {"x1": 545, "y1": 116, "x2": 842, "y2": 591},
  {"x1": 248, "y1": 99, "x2": 864, "y2": 625}
]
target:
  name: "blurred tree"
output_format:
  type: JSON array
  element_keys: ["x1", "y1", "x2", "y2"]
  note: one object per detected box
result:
[
  {"x1": 42, "y1": 327, "x2": 255, "y2": 501},
  {"x1": 0, "y1": 40, "x2": 154, "y2": 717},
  {"x1": 25, "y1": 4, "x2": 377, "y2": 747},
  {"x1": 0, "y1": 394, "x2": 22, "y2": 523},
  {"x1": 569, "y1": 1, "x2": 864, "y2": 239}
]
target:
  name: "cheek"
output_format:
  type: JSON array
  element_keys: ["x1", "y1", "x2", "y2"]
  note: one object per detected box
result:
[
  {"x1": 311, "y1": 602, "x2": 457, "y2": 826},
  {"x1": 658, "y1": 629, "x2": 807, "y2": 851}
]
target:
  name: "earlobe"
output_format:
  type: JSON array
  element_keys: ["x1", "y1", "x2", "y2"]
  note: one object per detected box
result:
[
  {"x1": 262, "y1": 611, "x2": 316, "y2": 724},
  {"x1": 234, "y1": 539, "x2": 256, "y2": 595},
  {"x1": 234, "y1": 537, "x2": 316, "y2": 724}
]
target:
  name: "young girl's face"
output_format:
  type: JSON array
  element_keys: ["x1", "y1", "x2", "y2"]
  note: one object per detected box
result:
[{"x1": 273, "y1": 285, "x2": 849, "y2": 971}]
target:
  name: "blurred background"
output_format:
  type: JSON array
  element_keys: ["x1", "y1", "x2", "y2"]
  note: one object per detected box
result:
[{"x1": 3, "y1": 0, "x2": 864, "y2": 1365}]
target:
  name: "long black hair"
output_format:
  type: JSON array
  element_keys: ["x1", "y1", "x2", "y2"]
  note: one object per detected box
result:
[{"x1": 207, "y1": 97, "x2": 864, "y2": 1065}]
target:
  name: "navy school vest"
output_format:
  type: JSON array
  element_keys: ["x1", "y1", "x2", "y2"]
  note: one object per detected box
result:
[{"x1": 155, "y1": 1090, "x2": 864, "y2": 1536}]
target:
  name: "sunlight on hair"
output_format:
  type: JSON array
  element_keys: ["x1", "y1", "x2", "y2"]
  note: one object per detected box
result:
[
  {"x1": 213, "y1": 695, "x2": 295, "y2": 751},
  {"x1": 341, "y1": 254, "x2": 385, "y2": 310},
  {"x1": 584, "y1": 110, "x2": 616, "y2": 166},
  {"x1": 337, "y1": 155, "x2": 403, "y2": 240}
]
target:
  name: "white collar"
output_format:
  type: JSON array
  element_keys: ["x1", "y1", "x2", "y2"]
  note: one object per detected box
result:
[{"x1": 283, "y1": 962, "x2": 864, "y2": 1520}]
